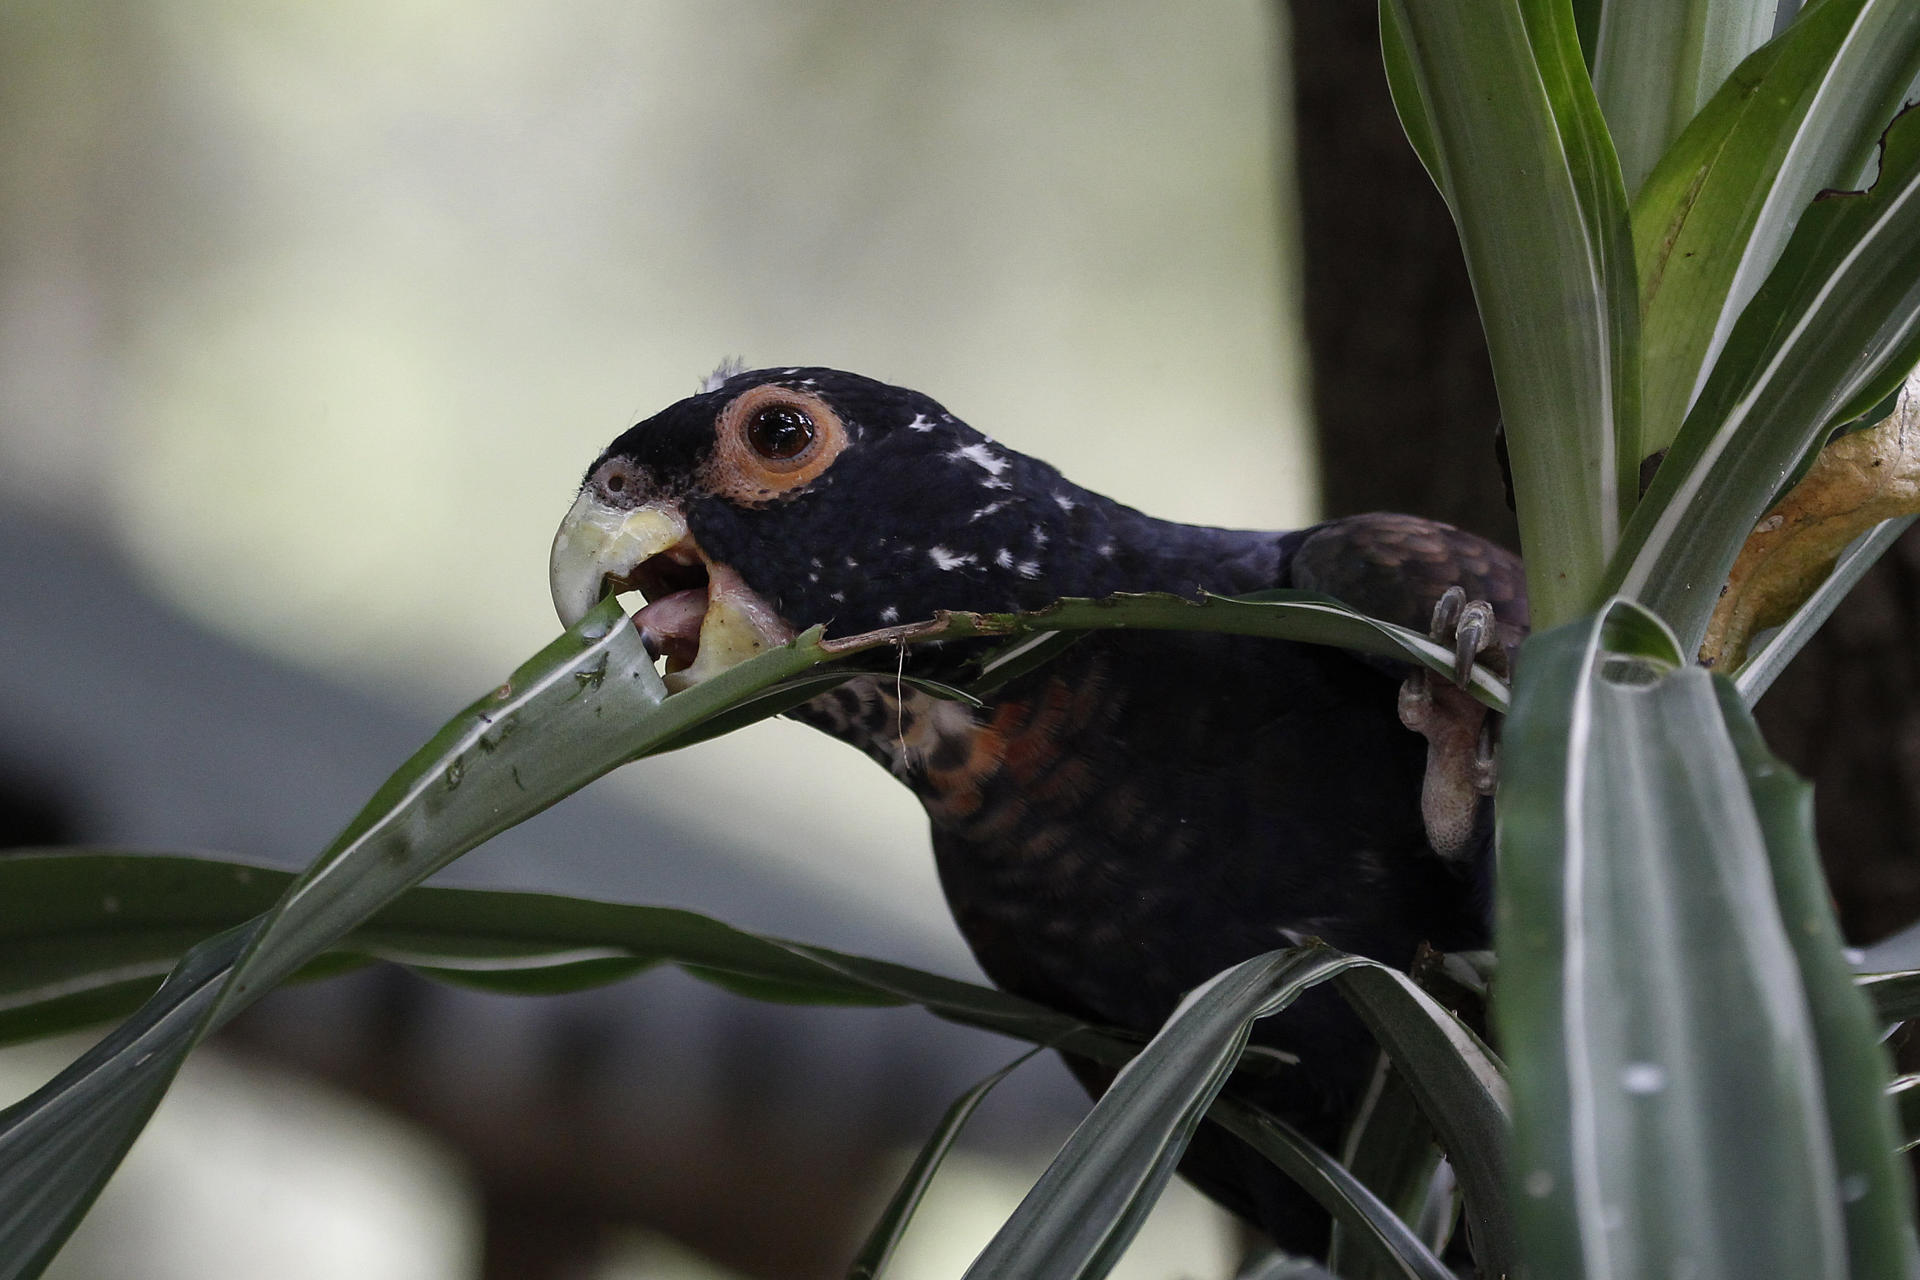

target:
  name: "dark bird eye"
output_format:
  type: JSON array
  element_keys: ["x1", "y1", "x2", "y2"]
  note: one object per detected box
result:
[{"x1": 746, "y1": 405, "x2": 816, "y2": 461}]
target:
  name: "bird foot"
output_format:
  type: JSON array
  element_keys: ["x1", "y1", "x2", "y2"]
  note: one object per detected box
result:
[{"x1": 1399, "y1": 587, "x2": 1504, "y2": 862}]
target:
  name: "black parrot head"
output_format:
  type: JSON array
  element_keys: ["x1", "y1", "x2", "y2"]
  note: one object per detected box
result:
[{"x1": 550, "y1": 366, "x2": 1131, "y2": 688}]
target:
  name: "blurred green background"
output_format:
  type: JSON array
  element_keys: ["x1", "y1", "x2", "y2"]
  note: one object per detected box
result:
[{"x1": 0, "y1": 2, "x2": 1309, "y2": 1277}]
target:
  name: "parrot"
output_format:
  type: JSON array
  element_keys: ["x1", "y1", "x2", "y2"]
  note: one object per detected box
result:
[{"x1": 548, "y1": 364, "x2": 1525, "y2": 1256}]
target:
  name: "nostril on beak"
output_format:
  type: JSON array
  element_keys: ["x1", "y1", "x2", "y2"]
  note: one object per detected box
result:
[{"x1": 591, "y1": 459, "x2": 644, "y2": 504}]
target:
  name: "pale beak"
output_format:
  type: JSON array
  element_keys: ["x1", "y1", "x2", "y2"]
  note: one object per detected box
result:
[
  {"x1": 549, "y1": 491, "x2": 691, "y2": 629},
  {"x1": 548, "y1": 490, "x2": 794, "y2": 691}
]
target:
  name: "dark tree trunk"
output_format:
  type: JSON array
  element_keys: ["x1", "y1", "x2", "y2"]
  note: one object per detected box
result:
[
  {"x1": 1753, "y1": 536, "x2": 1920, "y2": 944},
  {"x1": 1282, "y1": 0, "x2": 1920, "y2": 946},
  {"x1": 1283, "y1": 2, "x2": 1516, "y2": 550}
]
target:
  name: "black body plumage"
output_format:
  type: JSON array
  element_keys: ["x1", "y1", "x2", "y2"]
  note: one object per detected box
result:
[{"x1": 575, "y1": 367, "x2": 1525, "y2": 1255}]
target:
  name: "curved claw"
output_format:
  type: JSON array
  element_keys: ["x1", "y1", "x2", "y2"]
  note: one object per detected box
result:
[
  {"x1": 1428, "y1": 586, "x2": 1498, "y2": 688},
  {"x1": 1429, "y1": 586, "x2": 1465, "y2": 645},
  {"x1": 1452, "y1": 600, "x2": 1495, "y2": 688}
]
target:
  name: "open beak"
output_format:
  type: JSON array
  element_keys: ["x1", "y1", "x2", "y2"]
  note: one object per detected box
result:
[{"x1": 549, "y1": 491, "x2": 794, "y2": 691}]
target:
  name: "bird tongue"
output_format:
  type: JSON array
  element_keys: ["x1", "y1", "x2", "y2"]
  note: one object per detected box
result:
[
  {"x1": 633, "y1": 563, "x2": 797, "y2": 692},
  {"x1": 633, "y1": 588, "x2": 708, "y2": 671}
]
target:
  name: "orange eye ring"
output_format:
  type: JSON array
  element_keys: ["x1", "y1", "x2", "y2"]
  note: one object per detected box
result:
[{"x1": 707, "y1": 384, "x2": 849, "y2": 501}]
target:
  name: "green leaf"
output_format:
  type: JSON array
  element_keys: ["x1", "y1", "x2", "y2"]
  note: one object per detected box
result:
[
  {"x1": 1596, "y1": 592, "x2": 1690, "y2": 665},
  {"x1": 1734, "y1": 515, "x2": 1917, "y2": 702},
  {"x1": 2, "y1": 847, "x2": 1518, "y2": 1280},
  {"x1": 1592, "y1": 0, "x2": 1779, "y2": 196},
  {"x1": 963, "y1": 630, "x2": 1088, "y2": 698},
  {"x1": 1683, "y1": 4, "x2": 1920, "y2": 411},
  {"x1": 0, "y1": 924, "x2": 253, "y2": 1278},
  {"x1": 1329, "y1": 1061, "x2": 1447, "y2": 1278},
  {"x1": 1330, "y1": 967, "x2": 1516, "y2": 1277},
  {"x1": 0, "y1": 577, "x2": 1514, "y2": 1275},
  {"x1": 214, "y1": 602, "x2": 842, "y2": 1012},
  {"x1": 962, "y1": 948, "x2": 1455, "y2": 1280},
  {"x1": 848, "y1": 1050, "x2": 1042, "y2": 1280},
  {"x1": 1614, "y1": 105, "x2": 1920, "y2": 650},
  {"x1": 1495, "y1": 598, "x2": 1853, "y2": 1279},
  {"x1": 1633, "y1": 0, "x2": 1920, "y2": 455},
  {"x1": 1206, "y1": 1097, "x2": 1454, "y2": 1280},
  {"x1": 1379, "y1": 4, "x2": 1440, "y2": 183},
  {"x1": 0, "y1": 853, "x2": 288, "y2": 1045},
  {"x1": 823, "y1": 591, "x2": 1512, "y2": 711},
  {"x1": 1859, "y1": 970, "x2": 1920, "y2": 1025},
  {"x1": 0, "y1": 850, "x2": 1123, "y2": 1053},
  {"x1": 1889, "y1": 1075, "x2": 1920, "y2": 1154},
  {"x1": 975, "y1": 592, "x2": 1512, "y2": 711},
  {"x1": 0, "y1": 600, "x2": 850, "y2": 1275},
  {"x1": 1380, "y1": 0, "x2": 1641, "y2": 628},
  {"x1": 1713, "y1": 680, "x2": 1915, "y2": 1277}
]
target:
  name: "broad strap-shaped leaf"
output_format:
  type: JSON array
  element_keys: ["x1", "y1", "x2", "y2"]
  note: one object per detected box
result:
[
  {"x1": 1323, "y1": 949, "x2": 1505, "y2": 1280},
  {"x1": 1381, "y1": 0, "x2": 1641, "y2": 628},
  {"x1": 830, "y1": 587, "x2": 1511, "y2": 708},
  {"x1": 0, "y1": 582, "x2": 1509, "y2": 1277},
  {"x1": 823, "y1": 591, "x2": 1512, "y2": 712},
  {"x1": 1331, "y1": 967, "x2": 1515, "y2": 1277},
  {"x1": 0, "y1": 846, "x2": 1515, "y2": 1278},
  {"x1": 1633, "y1": 0, "x2": 1920, "y2": 453},
  {"x1": 1329, "y1": 1061, "x2": 1448, "y2": 1280},
  {"x1": 1495, "y1": 598, "x2": 1874, "y2": 1280},
  {"x1": 1713, "y1": 680, "x2": 1916, "y2": 1277},
  {"x1": 1591, "y1": 0, "x2": 1778, "y2": 196},
  {"x1": 0, "y1": 923, "x2": 252, "y2": 1278},
  {"x1": 1889, "y1": 1075, "x2": 1920, "y2": 1154},
  {"x1": 961, "y1": 948, "x2": 1457, "y2": 1280},
  {"x1": 959, "y1": 941, "x2": 1515, "y2": 1280},
  {"x1": 1734, "y1": 515, "x2": 1917, "y2": 703},
  {"x1": 849, "y1": 1049, "x2": 1042, "y2": 1280},
  {"x1": 1861, "y1": 971, "x2": 1920, "y2": 1025},
  {"x1": 1614, "y1": 106, "x2": 1920, "y2": 650},
  {"x1": 1206, "y1": 1097, "x2": 1452, "y2": 1280},
  {"x1": 0, "y1": 601, "x2": 841, "y2": 1276},
  {"x1": 1379, "y1": 7, "x2": 1440, "y2": 186},
  {"x1": 0, "y1": 849, "x2": 1116, "y2": 1058},
  {"x1": 0, "y1": 850, "x2": 1496, "y2": 1280},
  {"x1": 3, "y1": 846, "x2": 1527, "y2": 1280}
]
